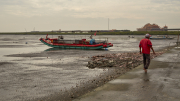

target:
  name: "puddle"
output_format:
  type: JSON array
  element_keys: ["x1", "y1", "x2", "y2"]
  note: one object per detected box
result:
[
  {"x1": 100, "y1": 83, "x2": 130, "y2": 91},
  {"x1": 116, "y1": 73, "x2": 139, "y2": 79},
  {"x1": 109, "y1": 79, "x2": 139, "y2": 84}
]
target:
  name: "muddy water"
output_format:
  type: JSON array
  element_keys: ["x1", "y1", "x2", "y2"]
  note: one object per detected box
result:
[{"x1": 0, "y1": 35, "x2": 177, "y2": 101}]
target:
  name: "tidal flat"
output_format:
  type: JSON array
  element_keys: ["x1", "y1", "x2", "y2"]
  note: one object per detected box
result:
[{"x1": 0, "y1": 35, "x2": 177, "y2": 101}]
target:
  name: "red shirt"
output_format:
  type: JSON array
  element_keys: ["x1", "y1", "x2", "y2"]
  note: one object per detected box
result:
[{"x1": 139, "y1": 38, "x2": 152, "y2": 54}]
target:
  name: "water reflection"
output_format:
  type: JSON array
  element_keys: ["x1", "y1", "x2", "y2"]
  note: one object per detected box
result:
[{"x1": 143, "y1": 73, "x2": 150, "y2": 82}]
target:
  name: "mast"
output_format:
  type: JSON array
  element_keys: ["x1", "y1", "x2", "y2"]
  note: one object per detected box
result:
[{"x1": 108, "y1": 18, "x2": 109, "y2": 30}]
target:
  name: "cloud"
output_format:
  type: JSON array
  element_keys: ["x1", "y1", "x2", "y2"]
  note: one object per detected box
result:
[
  {"x1": 1, "y1": 0, "x2": 180, "y2": 19},
  {"x1": 150, "y1": 0, "x2": 180, "y2": 4},
  {"x1": 149, "y1": 0, "x2": 180, "y2": 11},
  {"x1": 0, "y1": 0, "x2": 180, "y2": 31}
]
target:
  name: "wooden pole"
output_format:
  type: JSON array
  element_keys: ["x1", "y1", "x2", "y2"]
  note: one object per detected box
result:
[{"x1": 177, "y1": 34, "x2": 179, "y2": 46}]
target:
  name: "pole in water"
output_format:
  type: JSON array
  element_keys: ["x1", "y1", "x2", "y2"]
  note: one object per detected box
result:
[{"x1": 177, "y1": 34, "x2": 179, "y2": 46}]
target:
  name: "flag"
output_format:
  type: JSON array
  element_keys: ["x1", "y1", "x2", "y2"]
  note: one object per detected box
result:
[{"x1": 94, "y1": 31, "x2": 97, "y2": 36}]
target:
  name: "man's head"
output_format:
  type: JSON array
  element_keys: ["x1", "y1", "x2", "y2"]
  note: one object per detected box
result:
[{"x1": 145, "y1": 33, "x2": 151, "y2": 39}]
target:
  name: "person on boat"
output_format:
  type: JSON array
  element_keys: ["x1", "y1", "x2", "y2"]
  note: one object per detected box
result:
[
  {"x1": 61, "y1": 35, "x2": 64, "y2": 39},
  {"x1": 58, "y1": 35, "x2": 64, "y2": 40},
  {"x1": 166, "y1": 35, "x2": 169, "y2": 38},
  {"x1": 89, "y1": 35, "x2": 96, "y2": 45},
  {"x1": 139, "y1": 33, "x2": 156, "y2": 73},
  {"x1": 46, "y1": 34, "x2": 49, "y2": 40}
]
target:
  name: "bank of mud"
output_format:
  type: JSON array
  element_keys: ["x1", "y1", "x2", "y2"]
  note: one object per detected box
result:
[{"x1": 32, "y1": 47, "x2": 172, "y2": 101}]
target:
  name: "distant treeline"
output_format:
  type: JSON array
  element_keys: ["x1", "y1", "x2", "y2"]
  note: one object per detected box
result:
[{"x1": 0, "y1": 31, "x2": 180, "y2": 35}]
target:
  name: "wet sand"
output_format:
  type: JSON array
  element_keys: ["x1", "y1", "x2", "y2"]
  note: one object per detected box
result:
[
  {"x1": 36, "y1": 46, "x2": 175, "y2": 101},
  {"x1": 72, "y1": 47, "x2": 180, "y2": 101},
  {"x1": 0, "y1": 35, "x2": 178, "y2": 101}
]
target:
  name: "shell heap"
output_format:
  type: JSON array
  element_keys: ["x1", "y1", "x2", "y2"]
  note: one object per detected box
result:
[{"x1": 87, "y1": 51, "x2": 165, "y2": 69}]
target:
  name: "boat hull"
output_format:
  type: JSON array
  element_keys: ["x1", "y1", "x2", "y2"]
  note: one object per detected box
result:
[{"x1": 40, "y1": 38, "x2": 113, "y2": 50}]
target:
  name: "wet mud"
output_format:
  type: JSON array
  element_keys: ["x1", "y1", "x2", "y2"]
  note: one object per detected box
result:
[
  {"x1": 33, "y1": 49, "x2": 171, "y2": 101},
  {"x1": 0, "y1": 35, "x2": 178, "y2": 101},
  {"x1": 72, "y1": 47, "x2": 180, "y2": 101}
]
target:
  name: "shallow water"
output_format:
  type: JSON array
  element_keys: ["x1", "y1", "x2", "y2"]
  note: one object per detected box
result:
[{"x1": 0, "y1": 35, "x2": 178, "y2": 101}]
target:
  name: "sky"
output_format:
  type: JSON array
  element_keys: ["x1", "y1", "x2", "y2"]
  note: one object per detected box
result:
[{"x1": 0, "y1": 0, "x2": 180, "y2": 32}]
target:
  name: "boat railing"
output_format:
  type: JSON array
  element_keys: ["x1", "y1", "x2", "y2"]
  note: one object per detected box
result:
[
  {"x1": 52, "y1": 40, "x2": 81, "y2": 44},
  {"x1": 52, "y1": 39, "x2": 107, "y2": 44}
]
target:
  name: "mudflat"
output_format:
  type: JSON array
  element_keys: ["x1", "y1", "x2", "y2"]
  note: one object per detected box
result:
[{"x1": 0, "y1": 35, "x2": 177, "y2": 101}]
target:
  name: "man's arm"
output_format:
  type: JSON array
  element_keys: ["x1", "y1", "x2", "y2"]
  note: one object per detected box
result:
[
  {"x1": 150, "y1": 47, "x2": 156, "y2": 55},
  {"x1": 148, "y1": 40, "x2": 155, "y2": 55},
  {"x1": 139, "y1": 41, "x2": 142, "y2": 54}
]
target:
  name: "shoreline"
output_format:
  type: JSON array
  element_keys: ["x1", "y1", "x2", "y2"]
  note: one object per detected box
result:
[
  {"x1": 0, "y1": 31, "x2": 180, "y2": 35},
  {"x1": 0, "y1": 34, "x2": 178, "y2": 36},
  {"x1": 32, "y1": 45, "x2": 175, "y2": 101}
]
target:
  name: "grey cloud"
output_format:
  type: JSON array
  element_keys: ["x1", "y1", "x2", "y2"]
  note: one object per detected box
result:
[
  {"x1": 0, "y1": 0, "x2": 28, "y2": 6},
  {"x1": 150, "y1": 0, "x2": 180, "y2": 4},
  {"x1": 0, "y1": 0, "x2": 180, "y2": 32}
]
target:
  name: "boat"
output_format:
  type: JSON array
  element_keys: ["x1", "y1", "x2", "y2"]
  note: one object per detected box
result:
[
  {"x1": 150, "y1": 35, "x2": 174, "y2": 40},
  {"x1": 39, "y1": 35, "x2": 113, "y2": 50}
]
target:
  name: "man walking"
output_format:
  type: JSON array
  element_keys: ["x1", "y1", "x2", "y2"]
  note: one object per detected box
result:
[{"x1": 139, "y1": 34, "x2": 155, "y2": 73}]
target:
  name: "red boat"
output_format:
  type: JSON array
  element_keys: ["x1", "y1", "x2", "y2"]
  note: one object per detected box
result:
[{"x1": 39, "y1": 35, "x2": 113, "y2": 50}]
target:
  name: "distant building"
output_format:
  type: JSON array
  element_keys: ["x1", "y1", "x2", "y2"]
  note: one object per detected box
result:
[{"x1": 137, "y1": 23, "x2": 168, "y2": 31}]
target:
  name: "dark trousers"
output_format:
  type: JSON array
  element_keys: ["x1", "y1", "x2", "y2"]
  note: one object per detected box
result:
[{"x1": 143, "y1": 54, "x2": 150, "y2": 69}]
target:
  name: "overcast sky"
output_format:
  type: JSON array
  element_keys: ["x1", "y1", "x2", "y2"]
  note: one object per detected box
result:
[{"x1": 0, "y1": 0, "x2": 180, "y2": 32}]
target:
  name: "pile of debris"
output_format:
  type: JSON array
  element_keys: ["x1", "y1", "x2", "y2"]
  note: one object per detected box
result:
[{"x1": 87, "y1": 51, "x2": 165, "y2": 69}]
